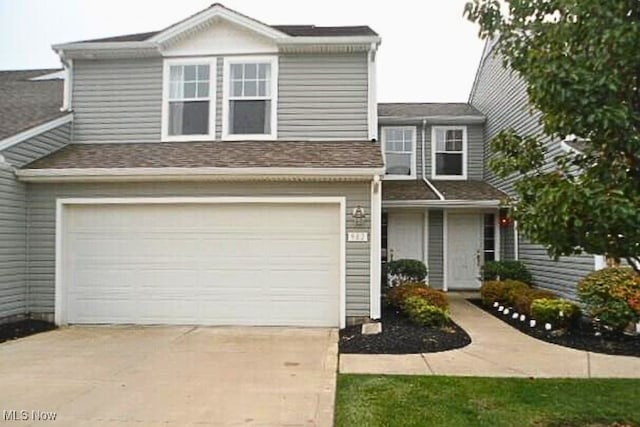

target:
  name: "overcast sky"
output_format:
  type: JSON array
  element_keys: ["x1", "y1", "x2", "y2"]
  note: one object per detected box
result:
[{"x1": 0, "y1": 0, "x2": 485, "y2": 102}]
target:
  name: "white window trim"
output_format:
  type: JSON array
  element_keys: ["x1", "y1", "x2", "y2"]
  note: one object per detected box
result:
[
  {"x1": 161, "y1": 57, "x2": 217, "y2": 142},
  {"x1": 431, "y1": 125, "x2": 468, "y2": 180},
  {"x1": 222, "y1": 55, "x2": 278, "y2": 140},
  {"x1": 381, "y1": 126, "x2": 417, "y2": 180}
]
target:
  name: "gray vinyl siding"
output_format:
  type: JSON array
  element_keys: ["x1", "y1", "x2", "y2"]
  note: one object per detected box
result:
[
  {"x1": 278, "y1": 53, "x2": 369, "y2": 140},
  {"x1": 26, "y1": 181, "x2": 371, "y2": 318},
  {"x1": 379, "y1": 123, "x2": 484, "y2": 180},
  {"x1": 1, "y1": 123, "x2": 71, "y2": 168},
  {"x1": 72, "y1": 53, "x2": 368, "y2": 143},
  {"x1": 469, "y1": 44, "x2": 594, "y2": 294},
  {"x1": 72, "y1": 58, "x2": 163, "y2": 143},
  {"x1": 0, "y1": 163, "x2": 27, "y2": 320},
  {"x1": 428, "y1": 209, "x2": 444, "y2": 289}
]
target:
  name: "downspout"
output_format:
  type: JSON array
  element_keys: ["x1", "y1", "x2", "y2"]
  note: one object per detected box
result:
[
  {"x1": 513, "y1": 220, "x2": 519, "y2": 260},
  {"x1": 421, "y1": 118, "x2": 445, "y2": 200}
]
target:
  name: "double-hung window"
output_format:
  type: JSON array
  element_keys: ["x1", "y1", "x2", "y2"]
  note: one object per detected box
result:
[
  {"x1": 163, "y1": 60, "x2": 215, "y2": 141},
  {"x1": 432, "y1": 126, "x2": 467, "y2": 179},
  {"x1": 224, "y1": 57, "x2": 277, "y2": 139},
  {"x1": 382, "y1": 127, "x2": 416, "y2": 179}
]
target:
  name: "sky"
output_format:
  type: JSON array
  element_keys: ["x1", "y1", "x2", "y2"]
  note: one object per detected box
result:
[{"x1": 0, "y1": 0, "x2": 486, "y2": 102}]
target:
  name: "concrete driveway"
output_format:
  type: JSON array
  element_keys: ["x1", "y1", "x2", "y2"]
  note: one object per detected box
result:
[{"x1": 0, "y1": 326, "x2": 338, "y2": 426}]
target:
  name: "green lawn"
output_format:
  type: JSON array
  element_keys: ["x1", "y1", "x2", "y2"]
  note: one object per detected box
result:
[{"x1": 336, "y1": 375, "x2": 640, "y2": 427}]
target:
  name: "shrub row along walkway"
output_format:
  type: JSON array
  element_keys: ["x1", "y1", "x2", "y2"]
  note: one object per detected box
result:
[{"x1": 340, "y1": 293, "x2": 640, "y2": 378}]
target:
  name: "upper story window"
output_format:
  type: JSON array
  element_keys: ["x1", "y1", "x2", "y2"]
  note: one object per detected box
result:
[
  {"x1": 223, "y1": 56, "x2": 278, "y2": 140},
  {"x1": 432, "y1": 126, "x2": 467, "y2": 179},
  {"x1": 382, "y1": 126, "x2": 416, "y2": 179},
  {"x1": 162, "y1": 59, "x2": 216, "y2": 141}
]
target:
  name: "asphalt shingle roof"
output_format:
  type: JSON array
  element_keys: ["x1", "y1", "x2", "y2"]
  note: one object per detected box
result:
[
  {"x1": 378, "y1": 103, "x2": 485, "y2": 118},
  {"x1": 0, "y1": 69, "x2": 66, "y2": 140},
  {"x1": 431, "y1": 180, "x2": 507, "y2": 201},
  {"x1": 382, "y1": 180, "x2": 439, "y2": 201},
  {"x1": 74, "y1": 26, "x2": 377, "y2": 44},
  {"x1": 23, "y1": 140, "x2": 384, "y2": 170},
  {"x1": 382, "y1": 180, "x2": 507, "y2": 201}
]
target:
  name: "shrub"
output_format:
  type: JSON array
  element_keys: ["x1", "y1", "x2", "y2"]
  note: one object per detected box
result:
[
  {"x1": 578, "y1": 267, "x2": 640, "y2": 331},
  {"x1": 482, "y1": 260, "x2": 533, "y2": 284},
  {"x1": 387, "y1": 283, "x2": 449, "y2": 311},
  {"x1": 404, "y1": 296, "x2": 450, "y2": 326},
  {"x1": 480, "y1": 280, "x2": 531, "y2": 306},
  {"x1": 531, "y1": 298, "x2": 581, "y2": 328},
  {"x1": 513, "y1": 288, "x2": 558, "y2": 316},
  {"x1": 387, "y1": 259, "x2": 428, "y2": 285},
  {"x1": 480, "y1": 280, "x2": 506, "y2": 305}
]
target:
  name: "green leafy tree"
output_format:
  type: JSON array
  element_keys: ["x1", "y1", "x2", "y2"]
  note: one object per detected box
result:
[{"x1": 464, "y1": 0, "x2": 640, "y2": 273}]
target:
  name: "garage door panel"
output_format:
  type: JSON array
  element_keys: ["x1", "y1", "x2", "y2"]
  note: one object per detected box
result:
[{"x1": 63, "y1": 202, "x2": 340, "y2": 326}]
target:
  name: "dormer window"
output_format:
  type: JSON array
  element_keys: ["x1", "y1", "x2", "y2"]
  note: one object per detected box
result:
[
  {"x1": 382, "y1": 126, "x2": 416, "y2": 179},
  {"x1": 162, "y1": 59, "x2": 216, "y2": 141},
  {"x1": 223, "y1": 56, "x2": 278, "y2": 140},
  {"x1": 432, "y1": 126, "x2": 467, "y2": 180}
]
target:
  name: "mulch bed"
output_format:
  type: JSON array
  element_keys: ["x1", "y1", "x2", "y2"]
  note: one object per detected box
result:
[
  {"x1": 0, "y1": 319, "x2": 56, "y2": 344},
  {"x1": 339, "y1": 304, "x2": 471, "y2": 354},
  {"x1": 469, "y1": 299, "x2": 640, "y2": 357}
]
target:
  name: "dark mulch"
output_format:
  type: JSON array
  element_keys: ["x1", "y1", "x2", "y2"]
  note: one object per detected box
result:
[
  {"x1": 0, "y1": 319, "x2": 56, "y2": 344},
  {"x1": 339, "y1": 304, "x2": 471, "y2": 354},
  {"x1": 469, "y1": 299, "x2": 640, "y2": 357}
]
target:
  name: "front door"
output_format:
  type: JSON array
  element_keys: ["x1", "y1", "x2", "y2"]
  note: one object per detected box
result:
[{"x1": 447, "y1": 213, "x2": 482, "y2": 290}]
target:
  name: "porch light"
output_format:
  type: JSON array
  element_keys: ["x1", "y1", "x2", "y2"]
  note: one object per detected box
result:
[{"x1": 352, "y1": 205, "x2": 366, "y2": 226}]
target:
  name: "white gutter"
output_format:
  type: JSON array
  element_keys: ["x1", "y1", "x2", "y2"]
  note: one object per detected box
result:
[
  {"x1": 379, "y1": 115, "x2": 486, "y2": 124},
  {"x1": 0, "y1": 114, "x2": 73, "y2": 152},
  {"x1": 383, "y1": 200, "x2": 501, "y2": 208},
  {"x1": 16, "y1": 166, "x2": 385, "y2": 183},
  {"x1": 279, "y1": 36, "x2": 381, "y2": 46}
]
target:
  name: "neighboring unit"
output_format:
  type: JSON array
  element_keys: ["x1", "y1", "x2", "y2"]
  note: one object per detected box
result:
[{"x1": 468, "y1": 39, "x2": 597, "y2": 298}]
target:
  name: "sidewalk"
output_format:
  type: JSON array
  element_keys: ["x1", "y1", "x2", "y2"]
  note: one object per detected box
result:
[{"x1": 340, "y1": 294, "x2": 640, "y2": 378}]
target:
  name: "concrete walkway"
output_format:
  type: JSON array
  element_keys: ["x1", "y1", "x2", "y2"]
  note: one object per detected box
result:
[{"x1": 340, "y1": 295, "x2": 640, "y2": 378}]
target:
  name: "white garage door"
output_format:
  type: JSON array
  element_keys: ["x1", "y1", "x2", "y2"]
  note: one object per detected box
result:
[{"x1": 61, "y1": 202, "x2": 341, "y2": 326}]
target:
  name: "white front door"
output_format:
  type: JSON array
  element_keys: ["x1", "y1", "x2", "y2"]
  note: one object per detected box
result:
[
  {"x1": 447, "y1": 213, "x2": 482, "y2": 290},
  {"x1": 387, "y1": 211, "x2": 423, "y2": 261}
]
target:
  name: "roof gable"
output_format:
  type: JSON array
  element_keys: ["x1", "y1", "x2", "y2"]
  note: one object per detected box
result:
[{"x1": 149, "y1": 3, "x2": 288, "y2": 47}]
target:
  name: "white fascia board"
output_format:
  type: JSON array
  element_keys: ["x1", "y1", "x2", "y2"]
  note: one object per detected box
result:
[
  {"x1": 52, "y1": 41, "x2": 156, "y2": 52},
  {"x1": 382, "y1": 199, "x2": 502, "y2": 208},
  {"x1": 150, "y1": 5, "x2": 288, "y2": 45},
  {"x1": 29, "y1": 70, "x2": 65, "y2": 80},
  {"x1": 17, "y1": 167, "x2": 385, "y2": 182},
  {"x1": 279, "y1": 36, "x2": 381, "y2": 46},
  {"x1": 0, "y1": 114, "x2": 73, "y2": 152},
  {"x1": 378, "y1": 115, "x2": 486, "y2": 124}
]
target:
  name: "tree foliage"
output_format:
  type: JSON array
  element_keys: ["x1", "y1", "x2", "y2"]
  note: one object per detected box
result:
[{"x1": 464, "y1": 0, "x2": 640, "y2": 272}]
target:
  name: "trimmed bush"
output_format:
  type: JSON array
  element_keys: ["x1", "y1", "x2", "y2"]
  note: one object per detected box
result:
[
  {"x1": 387, "y1": 283, "x2": 449, "y2": 311},
  {"x1": 404, "y1": 296, "x2": 450, "y2": 326},
  {"x1": 387, "y1": 259, "x2": 428, "y2": 285},
  {"x1": 480, "y1": 280, "x2": 507, "y2": 305},
  {"x1": 513, "y1": 288, "x2": 558, "y2": 316},
  {"x1": 480, "y1": 280, "x2": 531, "y2": 306},
  {"x1": 578, "y1": 267, "x2": 640, "y2": 331},
  {"x1": 482, "y1": 260, "x2": 533, "y2": 284},
  {"x1": 531, "y1": 298, "x2": 581, "y2": 328}
]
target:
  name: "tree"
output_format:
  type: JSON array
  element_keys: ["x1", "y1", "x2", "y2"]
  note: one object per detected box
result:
[{"x1": 464, "y1": 0, "x2": 640, "y2": 273}]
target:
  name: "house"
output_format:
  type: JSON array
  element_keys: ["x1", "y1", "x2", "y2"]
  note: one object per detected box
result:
[
  {"x1": 0, "y1": 3, "x2": 570, "y2": 330},
  {"x1": 468, "y1": 39, "x2": 598, "y2": 298}
]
